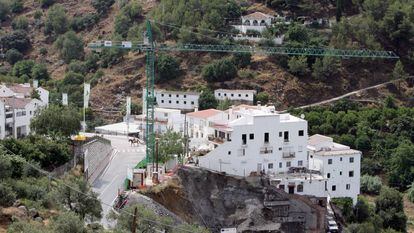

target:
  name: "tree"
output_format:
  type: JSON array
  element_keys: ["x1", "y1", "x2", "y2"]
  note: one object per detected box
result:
[
  {"x1": 56, "y1": 175, "x2": 102, "y2": 221},
  {"x1": 286, "y1": 23, "x2": 309, "y2": 44},
  {"x1": 353, "y1": 197, "x2": 371, "y2": 223},
  {"x1": 0, "y1": 183, "x2": 16, "y2": 207},
  {"x1": 199, "y1": 89, "x2": 218, "y2": 110},
  {"x1": 12, "y1": 60, "x2": 35, "y2": 79},
  {"x1": 388, "y1": 142, "x2": 414, "y2": 190},
  {"x1": 67, "y1": 60, "x2": 87, "y2": 75},
  {"x1": 288, "y1": 56, "x2": 309, "y2": 76},
  {"x1": 31, "y1": 63, "x2": 49, "y2": 81},
  {"x1": 11, "y1": 16, "x2": 28, "y2": 30},
  {"x1": 360, "y1": 175, "x2": 382, "y2": 194},
  {"x1": 54, "y1": 31, "x2": 84, "y2": 63},
  {"x1": 51, "y1": 211, "x2": 85, "y2": 233},
  {"x1": 217, "y1": 99, "x2": 231, "y2": 110},
  {"x1": 31, "y1": 105, "x2": 81, "y2": 137},
  {"x1": 44, "y1": 4, "x2": 68, "y2": 35},
  {"x1": 202, "y1": 58, "x2": 237, "y2": 82},
  {"x1": 5, "y1": 48, "x2": 23, "y2": 65},
  {"x1": 156, "y1": 53, "x2": 181, "y2": 83},
  {"x1": 10, "y1": 0, "x2": 23, "y2": 13},
  {"x1": 392, "y1": 60, "x2": 408, "y2": 80},
  {"x1": 158, "y1": 129, "x2": 184, "y2": 163},
  {"x1": 0, "y1": 0, "x2": 10, "y2": 21},
  {"x1": 7, "y1": 221, "x2": 46, "y2": 233},
  {"x1": 375, "y1": 186, "x2": 407, "y2": 232},
  {"x1": 0, "y1": 30, "x2": 31, "y2": 52},
  {"x1": 255, "y1": 92, "x2": 269, "y2": 104},
  {"x1": 312, "y1": 57, "x2": 340, "y2": 80}
]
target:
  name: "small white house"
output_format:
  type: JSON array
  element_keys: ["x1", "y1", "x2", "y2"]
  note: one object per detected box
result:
[
  {"x1": 135, "y1": 107, "x2": 184, "y2": 136},
  {"x1": 233, "y1": 12, "x2": 275, "y2": 34},
  {"x1": 143, "y1": 88, "x2": 200, "y2": 111},
  {"x1": 0, "y1": 97, "x2": 44, "y2": 139},
  {"x1": 214, "y1": 89, "x2": 256, "y2": 103}
]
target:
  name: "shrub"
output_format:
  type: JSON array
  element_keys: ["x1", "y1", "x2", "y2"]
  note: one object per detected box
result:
[
  {"x1": 312, "y1": 57, "x2": 340, "y2": 80},
  {"x1": 100, "y1": 47, "x2": 124, "y2": 68},
  {"x1": 255, "y1": 92, "x2": 269, "y2": 104},
  {"x1": 62, "y1": 71, "x2": 84, "y2": 85},
  {"x1": 232, "y1": 52, "x2": 251, "y2": 68},
  {"x1": 39, "y1": 47, "x2": 47, "y2": 55},
  {"x1": 5, "y1": 48, "x2": 23, "y2": 65},
  {"x1": 360, "y1": 175, "x2": 382, "y2": 195},
  {"x1": 84, "y1": 53, "x2": 99, "y2": 71},
  {"x1": 11, "y1": 16, "x2": 29, "y2": 30},
  {"x1": 44, "y1": 4, "x2": 68, "y2": 35},
  {"x1": 70, "y1": 13, "x2": 98, "y2": 31},
  {"x1": 67, "y1": 60, "x2": 87, "y2": 74},
  {"x1": 92, "y1": 0, "x2": 115, "y2": 15},
  {"x1": 10, "y1": 0, "x2": 23, "y2": 13},
  {"x1": 54, "y1": 31, "x2": 84, "y2": 63},
  {"x1": 202, "y1": 58, "x2": 237, "y2": 82},
  {"x1": 34, "y1": 10, "x2": 42, "y2": 20},
  {"x1": 375, "y1": 186, "x2": 406, "y2": 232},
  {"x1": 40, "y1": 0, "x2": 55, "y2": 8},
  {"x1": 31, "y1": 63, "x2": 49, "y2": 80},
  {"x1": 0, "y1": 183, "x2": 16, "y2": 207},
  {"x1": 288, "y1": 56, "x2": 309, "y2": 76},
  {"x1": 0, "y1": 0, "x2": 10, "y2": 21},
  {"x1": 199, "y1": 89, "x2": 218, "y2": 110},
  {"x1": 12, "y1": 60, "x2": 35, "y2": 78},
  {"x1": 156, "y1": 53, "x2": 180, "y2": 83},
  {"x1": 0, "y1": 30, "x2": 31, "y2": 52}
]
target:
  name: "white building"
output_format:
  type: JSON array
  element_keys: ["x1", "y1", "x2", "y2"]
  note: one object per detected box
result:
[
  {"x1": 186, "y1": 109, "x2": 228, "y2": 150},
  {"x1": 136, "y1": 107, "x2": 184, "y2": 136},
  {"x1": 143, "y1": 88, "x2": 200, "y2": 111},
  {"x1": 195, "y1": 104, "x2": 361, "y2": 204},
  {"x1": 233, "y1": 12, "x2": 275, "y2": 34},
  {"x1": 214, "y1": 89, "x2": 256, "y2": 103},
  {"x1": 308, "y1": 134, "x2": 361, "y2": 204},
  {"x1": 0, "y1": 97, "x2": 44, "y2": 139},
  {"x1": 0, "y1": 83, "x2": 49, "y2": 106}
]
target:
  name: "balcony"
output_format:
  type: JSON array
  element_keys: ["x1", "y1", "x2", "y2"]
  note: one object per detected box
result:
[
  {"x1": 208, "y1": 136, "x2": 225, "y2": 145},
  {"x1": 282, "y1": 152, "x2": 295, "y2": 158},
  {"x1": 260, "y1": 146, "x2": 273, "y2": 154}
]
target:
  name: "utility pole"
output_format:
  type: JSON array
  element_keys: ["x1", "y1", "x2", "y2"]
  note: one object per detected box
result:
[{"x1": 131, "y1": 206, "x2": 138, "y2": 233}]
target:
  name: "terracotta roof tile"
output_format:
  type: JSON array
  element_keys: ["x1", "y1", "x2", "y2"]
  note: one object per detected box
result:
[
  {"x1": 186, "y1": 109, "x2": 223, "y2": 119},
  {"x1": 0, "y1": 97, "x2": 32, "y2": 109}
]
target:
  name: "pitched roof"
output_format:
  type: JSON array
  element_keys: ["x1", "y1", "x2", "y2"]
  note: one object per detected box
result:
[
  {"x1": 0, "y1": 97, "x2": 32, "y2": 109},
  {"x1": 186, "y1": 109, "x2": 223, "y2": 119},
  {"x1": 8, "y1": 84, "x2": 33, "y2": 96},
  {"x1": 243, "y1": 12, "x2": 274, "y2": 20}
]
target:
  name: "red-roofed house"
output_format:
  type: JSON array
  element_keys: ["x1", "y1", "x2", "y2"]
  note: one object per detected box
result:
[
  {"x1": 186, "y1": 109, "x2": 228, "y2": 143},
  {"x1": 0, "y1": 83, "x2": 49, "y2": 106}
]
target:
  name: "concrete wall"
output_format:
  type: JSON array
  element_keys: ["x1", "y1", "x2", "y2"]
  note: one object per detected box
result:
[{"x1": 83, "y1": 136, "x2": 113, "y2": 184}]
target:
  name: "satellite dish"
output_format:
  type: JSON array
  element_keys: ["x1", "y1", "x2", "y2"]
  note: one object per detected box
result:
[{"x1": 300, "y1": 114, "x2": 305, "y2": 119}]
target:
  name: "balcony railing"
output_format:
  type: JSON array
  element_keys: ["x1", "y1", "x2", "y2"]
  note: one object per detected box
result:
[
  {"x1": 282, "y1": 152, "x2": 295, "y2": 158},
  {"x1": 260, "y1": 146, "x2": 273, "y2": 154},
  {"x1": 208, "y1": 136, "x2": 225, "y2": 144}
]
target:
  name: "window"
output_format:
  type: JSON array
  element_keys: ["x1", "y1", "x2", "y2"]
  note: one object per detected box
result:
[
  {"x1": 286, "y1": 161, "x2": 291, "y2": 167},
  {"x1": 184, "y1": 101, "x2": 187, "y2": 104},
  {"x1": 161, "y1": 100, "x2": 164, "y2": 103},
  {"x1": 350, "y1": 157, "x2": 354, "y2": 163},
  {"x1": 242, "y1": 134, "x2": 247, "y2": 145},
  {"x1": 284, "y1": 131, "x2": 289, "y2": 142},
  {"x1": 298, "y1": 160, "x2": 303, "y2": 166},
  {"x1": 279, "y1": 162, "x2": 282, "y2": 168},
  {"x1": 231, "y1": 94, "x2": 234, "y2": 97},
  {"x1": 340, "y1": 171, "x2": 342, "y2": 175},
  {"x1": 279, "y1": 185, "x2": 285, "y2": 190},
  {"x1": 279, "y1": 147, "x2": 282, "y2": 151},
  {"x1": 164, "y1": 113, "x2": 168, "y2": 117},
  {"x1": 327, "y1": 173, "x2": 330, "y2": 178},
  {"x1": 298, "y1": 146, "x2": 303, "y2": 152},
  {"x1": 228, "y1": 151, "x2": 231, "y2": 155},
  {"x1": 161, "y1": 94, "x2": 164, "y2": 97},
  {"x1": 328, "y1": 159, "x2": 332, "y2": 164},
  {"x1": 298, "y1": 130, "x2": 304, "y2": 136},
  {"x1": 332, "y1": 185, "x2": 336, "y2": 191},
  {"x1": 191, "y1": 101, "x2": 194, "y2": 105},
  {"x1": 268, "y1": 163, "x2": 273, "y2": 169},
  {"x1": 346, "y1": 184, "x2": 350, "y2": 190},
  {"x1": 176, "y1": 94, "x2": 179, "y2": 97},
  {"x1": 169, "y1": 100, "x2": 172, "y2": 104},
  {"x1": 264, "y1": 133, "x2": 269, "y2": 143},
  {"x1": 245, "y1": 94, "x2": 248, "y2": 97},
  {"x1": 249, "y1": 133, "x2": 254, "y2": 140},
  {"x1": 238, "y1": 94, "x2": 241, "y2": 97},
  {"x1": 297, "y1": 184, "x2": 303, "y2": 192},
  {"x1": 218, "y1": 93, "x2": 221, "y2": 96},
  {"x1": 224, "y1": 93, "x2": 227, "y2": 96},
  {"x1": 340, "y1": 157, "x2": 343, "y2": 161},
  {"x1": 279, "y1": 132, "x2": 282, "y2": 137},
  {"x1": 169, "y1": 94, "x2": 171, "y2": 97},
  {"x1": 242, "y1": 149, "x2": 245, "y2": 156},
  {"x1": 184, "y1": 95, "x2": 187, "y2": 98},
  {"x1": 176, "y1": 101, "x2": 179, "y2": 104},
  {"x1": 349, "y1": 171, "x2": 354, "y2": 177}
]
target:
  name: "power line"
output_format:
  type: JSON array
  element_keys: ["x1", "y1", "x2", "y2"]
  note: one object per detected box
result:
[{"x1": 0, "y1": 144, "x2": 198, "y2": 233}]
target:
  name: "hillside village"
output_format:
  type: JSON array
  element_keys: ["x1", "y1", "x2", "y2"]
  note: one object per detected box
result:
[{"x1": 0, "y1": 0, "x2": 414, "y2": 233}]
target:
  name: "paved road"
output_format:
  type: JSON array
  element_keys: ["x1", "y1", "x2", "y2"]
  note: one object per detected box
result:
[{"x1": 87, "y1": 133, "x2": 145, "y2": 227}]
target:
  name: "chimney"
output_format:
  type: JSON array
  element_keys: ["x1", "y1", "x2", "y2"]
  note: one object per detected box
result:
[{"x1": 257, "y1": 101, "x2": 261, "y2": 107}]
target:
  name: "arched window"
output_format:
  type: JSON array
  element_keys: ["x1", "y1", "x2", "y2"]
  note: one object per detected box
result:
[
  {"x1": 297, "y1": 184, "x2": 304, "y2": 192},
  {"x1": 260, "y1": 20, "x2": 266, "y2": 26},
  {"x1": 252, "y1": 20, "x2": 258, "y2": 26},
  {"x1": 244, "y1": 20, "x2": 251, "y2": 26}
]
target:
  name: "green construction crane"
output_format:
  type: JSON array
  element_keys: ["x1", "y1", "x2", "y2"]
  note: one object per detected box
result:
[{"x1": 88, "y1": 20, "x2": 398, "y2": 166}]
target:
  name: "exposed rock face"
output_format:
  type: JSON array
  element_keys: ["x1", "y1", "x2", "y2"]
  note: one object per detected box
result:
[{"x1": 145, "y1": 166, "x2": 326, "y2": 233}]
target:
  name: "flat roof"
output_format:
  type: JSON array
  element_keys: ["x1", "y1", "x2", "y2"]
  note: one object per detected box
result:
[
  {"x1": 95, "y1": 122, "x2": 140, "y2": 134},
  {"x1": 215, "y1": 89, "x2": 257, "y2": 94},
  {"x1": 187, "y1": 109, "x2": 223, "y2": 119}
]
